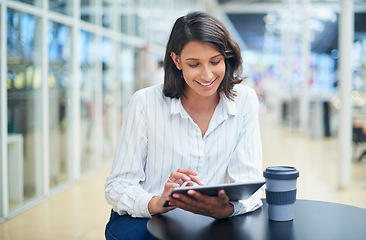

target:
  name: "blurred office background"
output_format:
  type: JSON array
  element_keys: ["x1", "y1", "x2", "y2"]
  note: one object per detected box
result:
[{"x1": 0, "y1": 0, "x2": 366, "y2": 238}]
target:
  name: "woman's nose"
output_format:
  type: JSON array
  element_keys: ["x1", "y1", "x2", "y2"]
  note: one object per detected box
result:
[{"x1": 200, "y1": 65, "x2": 214, "y2": 81}]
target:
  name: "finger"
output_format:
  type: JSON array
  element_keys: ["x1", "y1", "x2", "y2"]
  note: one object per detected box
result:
[
  {"x1": 169, "y1": 172, "x2": 191, "y2": 183},
  {"x1": 176, "y1": 168, "x2": 198, "y2": 176},
  {"x1": 217, "y1": 189, "x2": 229, "y2": 203},
  {"x1": 163, "y1": 205, "x2": 176, "y2": 210},
  {"x1": 160, "y1": 182, "x2": 180, "y2": 208},
  {"x1": 161, "y1": 204, "x2": 176, "y2": 213},
  {"x1": 188, "y1": 175, "x2": 204, "y2": 186},
  {"x1": 164, "y1": 181, "x2": 180, "y2": 191},
  {"x1": 170, "y1": 192, "x2": 208, "y2": 215},
  {"x1": 168, "y1": 196, "x2": 186, "y2": 209},
  {"x1": 162, "y1": 182, "x2": 180, "y2": 198},
  {"x1": 163, "y1": 197, "x2": 177, "y2": 208},
  {"x1": 187, "y1": 190, "x2": 206, "y2": 201},
  {"x1": 171, "y1": 192, "x2": 202, "y2": 208}
]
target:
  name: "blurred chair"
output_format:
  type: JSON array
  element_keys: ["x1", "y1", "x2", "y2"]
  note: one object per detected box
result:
[{"x1": 352, "y1": 126, "x2": 366, "y2": 162}]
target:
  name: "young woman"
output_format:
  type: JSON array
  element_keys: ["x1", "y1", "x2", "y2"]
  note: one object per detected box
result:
[{"x1": 105, "y1": 11, "x2": 263, "y2": 240}]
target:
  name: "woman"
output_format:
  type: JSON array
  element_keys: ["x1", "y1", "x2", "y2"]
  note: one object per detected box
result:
[{"x1": 105, "y1": 11, "x2": 263, "y2": 240}]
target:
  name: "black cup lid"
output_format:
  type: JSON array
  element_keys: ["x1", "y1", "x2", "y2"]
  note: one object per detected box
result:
[{"x1": 263, "y1": 166, "x2": 299, "y2": 180}]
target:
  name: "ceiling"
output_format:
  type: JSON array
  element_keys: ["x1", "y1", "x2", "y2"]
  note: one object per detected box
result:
[{"x1": 217, "y1": 0, "x2": 366, "y2": 53}]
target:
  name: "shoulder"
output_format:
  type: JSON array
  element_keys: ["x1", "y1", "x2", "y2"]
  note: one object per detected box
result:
[
  {"x1": 133, "y1": 84, "x2": 164, "y2": 97},
  {"x1": 130, "y1": 84, "x2": 165, "y2": 104},
  {"x1": 128, "y1": 84, "x2": 172, "y2": 116},
  {"x1": 233, "y1": 84, "x2": 258, "y2": 103}
]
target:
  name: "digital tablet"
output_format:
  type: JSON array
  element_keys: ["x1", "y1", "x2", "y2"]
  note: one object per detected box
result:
[{"x1": 162, "y1": 181, "x2": 265, "y2": 207}]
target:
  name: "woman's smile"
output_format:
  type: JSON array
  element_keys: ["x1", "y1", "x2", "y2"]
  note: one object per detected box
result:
[
  {"x1": 171, "y1": 41, "x2": 226, "y2": 99},
  {"x1": 196, "y1": 78, "x2": 217, "y2": 88}
]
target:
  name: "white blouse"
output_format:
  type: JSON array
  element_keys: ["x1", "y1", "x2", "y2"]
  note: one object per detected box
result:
[{"x1": 105, "y1": 84, "x2": 264, "y2": 218}]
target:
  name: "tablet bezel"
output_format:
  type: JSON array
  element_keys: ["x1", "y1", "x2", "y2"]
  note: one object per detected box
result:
[{"x1": 162, "y1": 180, "x2": 265, "y2": 207}]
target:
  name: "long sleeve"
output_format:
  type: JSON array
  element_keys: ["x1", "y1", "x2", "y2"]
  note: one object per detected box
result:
[
  {"x1": 227, "y1": 86, "x2": 264, "y2": 216},
  {"x1": 105, "y1": 90, "x2": 155, "y2": 218}
]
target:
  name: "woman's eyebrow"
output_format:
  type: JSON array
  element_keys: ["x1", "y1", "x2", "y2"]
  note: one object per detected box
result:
[
  {"x1": 185, "y1": 54, "x2": 223, "y2": 61},
  {"x1": 210, "y1": 54, "x2": 223, "y2": 59}
]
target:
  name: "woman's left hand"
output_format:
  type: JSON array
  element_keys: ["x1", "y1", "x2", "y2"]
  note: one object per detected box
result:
[{"x1": 167, "y1": 189, "x2": 234, "y2": 219}]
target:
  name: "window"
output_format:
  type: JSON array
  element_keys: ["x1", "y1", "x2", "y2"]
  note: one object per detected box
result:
[
  {"x1": 48, "y1": 21, "x2": 72, "y2": 188},
  {"x1": 80, "y1": 30, "x2": 97, "y2": 172},
  {"x1": 7, "y1": 9, "x2": 43, "y2": 210}
]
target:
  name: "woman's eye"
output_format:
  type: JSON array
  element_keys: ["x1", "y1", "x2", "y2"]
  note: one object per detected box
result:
[
  {"x1": 188, "y1": 63, "x2": 199, "y2": 67},
  {"x1": 212, "y1": 60, "x2": 221, "y2": 65}
]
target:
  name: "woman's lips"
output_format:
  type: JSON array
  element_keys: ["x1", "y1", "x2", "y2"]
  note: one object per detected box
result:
[{"x1": 196, "y1": 78, "x2": 216, "y2": 87}]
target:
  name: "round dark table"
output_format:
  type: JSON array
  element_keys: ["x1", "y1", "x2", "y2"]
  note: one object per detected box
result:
[{"x1": 147, "y1": 199, "x2": 366, "y2": 240}]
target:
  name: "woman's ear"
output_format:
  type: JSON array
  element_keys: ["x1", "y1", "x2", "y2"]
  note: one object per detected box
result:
[{"x1": 170, "y1": 51, "x2": 181, "y2": 70}]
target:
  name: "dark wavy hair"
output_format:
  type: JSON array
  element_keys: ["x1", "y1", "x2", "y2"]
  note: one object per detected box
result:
[{"x1": 163, "y1": 11, "x2": 243, "y2": 100}]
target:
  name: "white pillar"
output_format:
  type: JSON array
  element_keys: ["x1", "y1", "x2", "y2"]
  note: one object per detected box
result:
[
  {"x1": 41, "y1": 0, "x2": 50, "y2": 196},
  {"x1": 95, "y1": 0, "x2": 103, "y2": 168},
  {"x1": 338, "y1": 0, "x2": 354, "y2": 188},
  {"x1": 280, "y1": 0, "x2": 297, "y2": 128},
  {"x1": 71, "y1": 0, "x2": 81, "y2": 180},
  {"x1": 1, "y1": 1, "x2": 10, "y2": 218},
  {"x1": 300, "y1": 0, "x2": 311, "y2": 135},
  {"x1": 111, "y1": 0, "x2": 121, "y2": 154}
]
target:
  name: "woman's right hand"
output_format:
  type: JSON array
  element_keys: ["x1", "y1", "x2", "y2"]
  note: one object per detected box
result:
[
  {"x1": 168, "y1": 168, "x2": 204, "y2": 186},
  {"x1": 148, "y1": 168, "x2": 203, "y2": 215}
]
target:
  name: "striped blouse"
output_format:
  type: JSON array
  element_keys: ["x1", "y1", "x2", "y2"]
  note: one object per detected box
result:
[{"x1": 105, "y1": 84, "x2": 264, "y2": 218}]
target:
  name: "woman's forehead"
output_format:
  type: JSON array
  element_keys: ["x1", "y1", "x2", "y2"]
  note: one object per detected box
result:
[{"x1": 180, "y1": 41, "x2": 222, "y2": 60}]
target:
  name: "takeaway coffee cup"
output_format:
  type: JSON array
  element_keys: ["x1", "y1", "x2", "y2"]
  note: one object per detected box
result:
[{"x1": 263, "y1": 166, "x2": 299, "y2": 221}]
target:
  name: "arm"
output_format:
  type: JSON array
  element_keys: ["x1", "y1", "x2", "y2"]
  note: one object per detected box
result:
[
  {"x1": 227, "y1": 87, "x2": 264, "y2": 216},
  {"x1": 105, "y1": 91, "x2": 156, "y2": 218}
]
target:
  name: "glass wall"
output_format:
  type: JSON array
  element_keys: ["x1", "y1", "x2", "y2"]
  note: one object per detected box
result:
[
  {"x1": 48, "y1": 21, "x2": 72, "y2": 188},
  {"x1": 12, "y1": 0, "x2": 43, "y2": 7},
  {"x1": 49, "y1": 0, "x2": 73, "y2": 16},
  {"x1": 102, "y1": 0, "x2": 113, "y2": 29},
  {"x1": 0, "y1": 3, "x2": 3, "y2": 219},
  {"x1": 119, "y1": 1, "x2": 132, "y2": 35},
  {"x1": 80, "y1": 0, "x2": 97, "y2": 23},
  {"x1": 79, "y1": 30, "x2": 97, "y2": 173},
  {"x1": 119, "y1": 44, "x2": 136, "y2": 124},
  {"x1": 7, "y1": 9, "x2": 43, "y2": 210},
  {"x1": 101, "y1": 37, "x2": 115, "y2": 161},
  {"x1": 1, "y1": 0, "x2": 202, "y2": 221}
]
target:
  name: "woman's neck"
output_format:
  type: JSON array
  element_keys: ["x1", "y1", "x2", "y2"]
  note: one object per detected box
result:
[
  {"x1": 181, "y1": 92, "x2": 219, "y2": 137},
  {"x1": 181, "y1": 92, "x2": 220, "y2": 114}
]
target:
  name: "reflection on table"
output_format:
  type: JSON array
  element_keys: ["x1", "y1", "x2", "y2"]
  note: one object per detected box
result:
[{"x1": 147, "y1": 199, "x2": 366, "y2": 240}]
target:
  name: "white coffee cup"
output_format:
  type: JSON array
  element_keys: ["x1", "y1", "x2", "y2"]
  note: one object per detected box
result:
[{"x1": 263, "y1": 166, "x2": 299, "y2": 221}]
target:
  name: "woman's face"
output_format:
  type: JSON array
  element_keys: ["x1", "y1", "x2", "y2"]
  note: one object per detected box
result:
[{"x1": 172, "y1": 41, "x2": 226, "y2": 99}]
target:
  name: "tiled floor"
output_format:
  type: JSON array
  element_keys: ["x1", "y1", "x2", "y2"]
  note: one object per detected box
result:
[{"x1": 0, "y1": 110, "x2": 365, "y2": 240}]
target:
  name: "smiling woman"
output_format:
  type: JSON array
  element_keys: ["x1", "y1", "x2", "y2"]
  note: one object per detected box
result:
[
  {"x1": 170, "y1": 41, "x2": 226, "y2": 137},
  {"x1": 104, "y1": 11, "x2": 263, "y2": 240},
  {"x1": 171, "y1": 42, "x2": 225, "y2": 98},
  {"x1": 163, "y1": 12, "x2": 243, "y2": 101}
]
